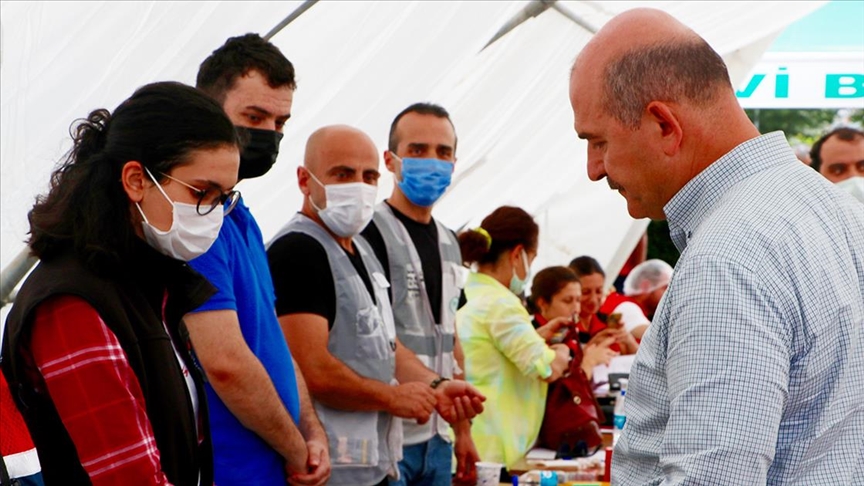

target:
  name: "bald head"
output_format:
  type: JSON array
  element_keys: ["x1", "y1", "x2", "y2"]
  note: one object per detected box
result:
[
  {"x1": 304, "y1": 125, "x2": 378, "y2": 174},
  {"x1": 572, "y1": 8, "x2": 733, "y2": 129},
  {"x1": 569, "y1": 8, "x2": 759, "y2": 221},
  {"x1": 299, "y1": 124, "x2": 381, "y2": 217},
  {"x1": 578, "y1": 9, "x2": 694, "y2": 66}
]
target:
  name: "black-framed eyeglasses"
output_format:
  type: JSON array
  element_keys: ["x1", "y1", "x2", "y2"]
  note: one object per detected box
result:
[{"x1": 159, "y1": 172, "x2": 241, "y2": 216}]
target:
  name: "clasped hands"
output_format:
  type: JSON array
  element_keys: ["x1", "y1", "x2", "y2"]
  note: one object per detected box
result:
[{"x1": 388, "y1": 379, "x2": 486, "y2": 425}]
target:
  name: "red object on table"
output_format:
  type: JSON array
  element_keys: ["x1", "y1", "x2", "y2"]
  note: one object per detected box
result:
[{"x1": 604, "y1": 447, "x2": 613, "y2": 482}]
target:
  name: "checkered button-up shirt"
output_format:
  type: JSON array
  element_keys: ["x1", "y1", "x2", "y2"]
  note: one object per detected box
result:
[{"x1": 612, "y1": 131, "x2": 864, "y2": 485}]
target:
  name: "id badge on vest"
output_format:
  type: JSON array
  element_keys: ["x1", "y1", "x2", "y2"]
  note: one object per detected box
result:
[{"x1": 371, "y1": 271, "x2": 397, "y2": 352}]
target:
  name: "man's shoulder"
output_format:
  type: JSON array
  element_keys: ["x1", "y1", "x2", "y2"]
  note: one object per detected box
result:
[
  {"x1": 693, "y1": 164, "x2": 862, "y2": 268},
  {"x1": 268, "y1": 231, "x2": 326, "y2": 257},
  {"x1": 191, "y1": 214, "x2": 259, "y2": 269}
]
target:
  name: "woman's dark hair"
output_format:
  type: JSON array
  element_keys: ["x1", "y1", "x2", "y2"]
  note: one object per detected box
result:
[
  {"x1": 526, "y1": 266, "x2": 580, "y2": 315},
  {"x1": 458, "y1": 206, "x2": 538, "y2": 266},
  {"x1": 568, "y1": 255, "x2": 605, "y2": 278},
  {"x1": 28, "y1": 81, "x2": 240, "y2": 274}
]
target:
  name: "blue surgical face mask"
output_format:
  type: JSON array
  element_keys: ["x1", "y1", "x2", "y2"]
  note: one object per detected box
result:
[
  {"x1": 393, "y1": 154, "x2": 454, "y2": 207},
  {"x1": 509, "y1": 249, "x2": 531, "y2": 295}
]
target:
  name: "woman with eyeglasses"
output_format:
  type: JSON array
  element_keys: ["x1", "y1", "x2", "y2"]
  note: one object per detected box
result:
[
  {"x1": 1, "y1": 81, "x2": 240, "y2": 486},
  {"x1": 456, "y1": 206, "x2": 571, "y2": 469}
]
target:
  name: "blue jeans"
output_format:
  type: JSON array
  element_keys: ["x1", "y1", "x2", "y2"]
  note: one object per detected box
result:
[{"x1": 389, "y1": 434, "x2": 452, "y2": 486}]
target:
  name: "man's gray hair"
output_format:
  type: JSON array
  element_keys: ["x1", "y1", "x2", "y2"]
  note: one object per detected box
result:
[
  {"x1": 624, "y1": 259, "x2": 674, "y2": 296},
  {"x1": 604, "y1": 39, "x2": 732, "y2": 130}
]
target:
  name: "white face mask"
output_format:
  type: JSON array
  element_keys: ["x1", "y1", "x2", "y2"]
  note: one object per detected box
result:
[
  {"x1": 136, "y1": 168, "x2": 223, "y2": 261},
  {"x1": 836, "y1": 176, "x2": 864, "y2": 203},
  {"x1": 307, "y1": 170, "x2": 377, "y2": 238}
]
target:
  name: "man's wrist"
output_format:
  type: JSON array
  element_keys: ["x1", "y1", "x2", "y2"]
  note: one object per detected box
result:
[
  {"x1": 453, "y1": 418, "x2": 472, "y2": 435},
  {"x1": 430, "y1": 376, "x2": 450, "y2": 389}
]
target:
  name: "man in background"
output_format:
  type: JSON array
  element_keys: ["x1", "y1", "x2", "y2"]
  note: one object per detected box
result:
[
  {"x1": 570, "y1": 8, "x2": 864, "y2": 484},
  {"x1": 810, "y1": 126, "x2": 864, "y2": 202},
  {"x1": 361, "y1": 103, "x2": 479, "y2": 485},
  {"x1": 185, "y1": 34, "x2": 329, "y2": 485},
  {"x1": 268, "y1": 125, "x2": 484, "y2": 486},
  {"x1": 599, "y1": 258, "x2": 672, "y2": 341},
  {"x1": 809, "y1": 126, "x2": 864, "y2": 183}
]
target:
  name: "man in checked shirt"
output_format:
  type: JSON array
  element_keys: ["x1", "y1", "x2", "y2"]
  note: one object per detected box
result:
[{"x1": 570, "y1": 8, "x2": 864, "y2": 485}]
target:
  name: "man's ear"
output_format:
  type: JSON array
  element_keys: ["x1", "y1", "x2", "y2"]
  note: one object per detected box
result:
[
  {"x1": 297, "y1": 166, "x2": 311, "y2": 197},
  {"x1": 384, "y1": 150, "x2": 402, "y2": 177},
  {"x1": 121, "y1": 161, "x2": 147, "y2": 203},
  {"x1": 645, "y1": 101, "x2": 683, "y2": 157}
]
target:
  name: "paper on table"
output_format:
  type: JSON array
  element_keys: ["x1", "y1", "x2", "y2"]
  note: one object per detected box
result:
[
  {"x1": 527, "y1": 449, "x2": 606, "y2": 468},
  {"x1": 593, "y1": 354, "x2": 636, "y2": 392},
  {"x1": 525, "y1": 448, "x2": 557, "y2": 461}
]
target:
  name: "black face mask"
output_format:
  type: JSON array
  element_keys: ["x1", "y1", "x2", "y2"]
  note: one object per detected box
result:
[{"x1": 235, "y1": 126, "x2": 284, "y2": 180}]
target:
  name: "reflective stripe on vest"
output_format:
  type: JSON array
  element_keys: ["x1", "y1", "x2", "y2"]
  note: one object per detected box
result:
[
  {"x1": 269, "y1": 213, "x2": 401, "y2": 485},
  {"x1": 369, "y1": 203, "x2": 463, "y2": 444}
]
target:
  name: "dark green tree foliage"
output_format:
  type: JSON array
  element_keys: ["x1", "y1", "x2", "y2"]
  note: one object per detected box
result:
[
  {"x1": 646, "y1": 220, "x2": 680, "y2": 268},
  {"x1": 745, "y1": 109, "x2": 839, "y2": 142}
]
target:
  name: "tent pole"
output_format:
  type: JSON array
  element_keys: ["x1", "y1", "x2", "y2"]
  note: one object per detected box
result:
[
  {"x1": 1, "y1": 247, "x2": 37, "y2": 309},
  {"x1": 550, "y1": 3, "x2": 597, "y2": 34},
  {"x1": 481, "y1": 0, "x2": 597, "y2": 51},
  {"x1": 263, "y1": 0, "x2": 319, "y2": 41}
]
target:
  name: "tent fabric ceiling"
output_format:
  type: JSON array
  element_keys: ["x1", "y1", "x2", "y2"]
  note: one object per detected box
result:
[{"x1": 0, "y1": 1, "x2": 827, "y2": 281}]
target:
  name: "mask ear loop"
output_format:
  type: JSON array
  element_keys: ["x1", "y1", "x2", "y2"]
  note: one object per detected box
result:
[
  {"x1": 521, "y1": 249, "x2": 530, "y2": 277},
  {"x1": 143, "y1": 166, "x2": 175, "y2": 204},
  {"x1": 135, "y1": 203, "x2": 151, "y2": 224},
  {"x1": 389, "y1": 151, "x2": 405, "y2": 183},
  {"x1": 137, "y1": 166, "x2": 176, "y2": 231},
  {"x1": 303, "y1": 167, "x2": 327, "y2": 212}
]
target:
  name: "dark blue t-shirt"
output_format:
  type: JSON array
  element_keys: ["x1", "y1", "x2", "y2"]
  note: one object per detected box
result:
[{"x1": 189, "y1": 199, "x2": 301, "y2": 485}]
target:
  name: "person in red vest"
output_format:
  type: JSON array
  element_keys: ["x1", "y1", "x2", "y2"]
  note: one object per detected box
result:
[
  {"x1": 568, "y1": 256, "x2": 638, "y2": 354},
  {"x1": 1, "y1": 369, "x2": 44, "y2": 485},
  {"x1": 527, "y1": 266, "x2": 618, "y2": 378},
  {"x1": 601, "y1": 259, "x2": 673, "y2": 341}
]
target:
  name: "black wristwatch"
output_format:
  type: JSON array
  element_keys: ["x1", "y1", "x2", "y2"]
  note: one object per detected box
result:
[{"x1": 430, "y1": 376, "x2": 450, "y2": 389}]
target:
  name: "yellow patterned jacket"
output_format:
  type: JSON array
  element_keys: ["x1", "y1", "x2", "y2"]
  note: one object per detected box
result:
[{"x1": 457, "y1": 272, "x2": 555, "y2": 467}]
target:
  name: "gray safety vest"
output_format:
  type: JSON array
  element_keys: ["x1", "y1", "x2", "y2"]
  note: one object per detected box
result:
[
  {"x1": 269, "y1": 213, "x2": 401, "y2": 486},
  {"x1": 368, "y1": 203, "x2": 464, "y2": 445}
]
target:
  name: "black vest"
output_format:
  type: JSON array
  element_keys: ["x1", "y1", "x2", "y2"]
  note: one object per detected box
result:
[{"x1": 1, "y1": 243, "x2": 215, "y2": 486}]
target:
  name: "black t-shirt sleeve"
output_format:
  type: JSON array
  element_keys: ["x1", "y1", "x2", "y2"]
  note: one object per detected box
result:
[
  {"x1": 360, "y1": 220, "x2": 392, "y2": 303},
  {"x1": 360, "y1": 221, "x2": 390, "y2": 282},
  {"x1": 267, "y1": 232, "x2": 336, "y2": 328}
]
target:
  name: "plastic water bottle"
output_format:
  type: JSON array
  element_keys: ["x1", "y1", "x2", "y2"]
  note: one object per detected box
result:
[{"x1": 612, "y1": 378, "x2": 628, "y2": 447}]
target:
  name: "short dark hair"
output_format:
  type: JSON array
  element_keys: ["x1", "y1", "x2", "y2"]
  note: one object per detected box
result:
[
  {"x1": 527, "y1": 266, "x2": 580, "y2": 315},
  {"x1": 458, "y1": 206, "x2": 538, "y2": 265},
  {"x1": 197, "y1": 33, "x2": 296, "y2": 103},
  {"x1": 28, "y1": 82, "x2": 239, "y2": 275},
  {"x1": 604, "y1": 39, "x2": 732, "y2": 129},
  {"x1": 810, "y1": 126, "x2": 864, "y2": 172},
  {"x1": 568, "y1": 255, "x2": 605, "y2": 278},
  {"x1": 388, "y1": 102, "x2": 457, "y2": 153}
]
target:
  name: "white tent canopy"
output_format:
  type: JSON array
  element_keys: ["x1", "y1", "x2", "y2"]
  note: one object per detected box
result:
[{"x1": 1, "y1": 1, "x2": 827, "y2": 293}]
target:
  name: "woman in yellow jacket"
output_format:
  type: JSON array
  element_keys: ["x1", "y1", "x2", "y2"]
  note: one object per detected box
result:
[{"x1": 456, "y1": 206, "x2": 571, "y2": 468}]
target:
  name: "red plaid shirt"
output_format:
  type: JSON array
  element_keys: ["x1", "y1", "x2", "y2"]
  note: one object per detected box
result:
[{"x1": 30, "y1": 294, "x2": 172, "y2": 485}]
